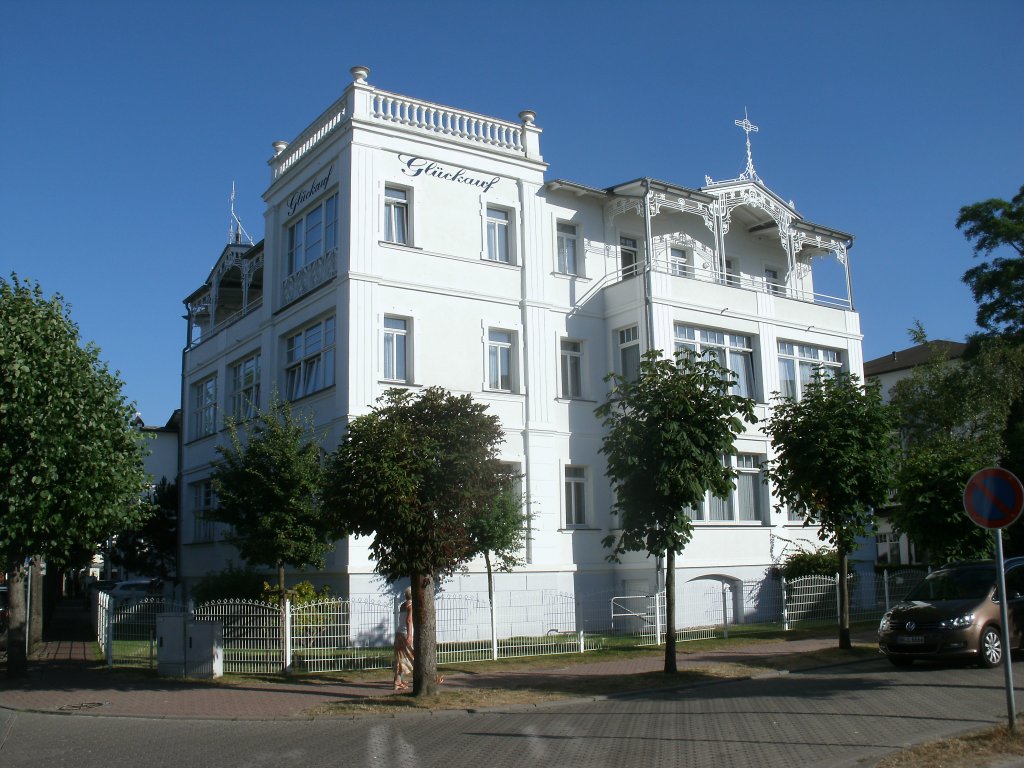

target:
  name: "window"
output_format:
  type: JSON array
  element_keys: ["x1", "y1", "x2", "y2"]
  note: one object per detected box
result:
[
  {"x1": 487, "y1": 329, "x2": 515, "y2": 391},
  {"x1": 560, "y1": 339, "x2": 583, "y2": 399},
  {"x1": 723, "y1": 258, "x2": 739, "y2": 286},
  {"x1": 191, "y1": 375, "x2": 217, "y2": 440},
  {"x1": 557, "y1": 222, "x2": 579, "y2": 275},
  {"x1": 670, "y1": 247, "x2": 690, "y2": 277},
  {"x1": 285, "y1": 316, "x2": 336, "y2": 400},
  {"x1": 230, "y1": 353, "x2": 261, "y2": 421},
  {"x1": 191, "y1": 479, "x2": 216, "y2": 543},
  {"x1": 486, "y1": 207, "x2": 510, "y2": 263},
  {"x1": 689, "y1": 454, "x2": 765, "y2": 523},
  {"x1": 384, "y1": 187, "x2": 409, "y2": 244},
  {"x1": 620, "y1": 236, "x2": 638, "y2": 277},
  {"x1": 383, "y1": 316, "x2": 410, "y2": 382},
  {"x1": 876, "y1": 532, "x2": 902, "y2": 566},
  {"x1": 617, "y1": 326, "x2": 640, "y2": 381},
  {"x1": 564, "y1": 466, "x2": 587, "y2": 526},
  {"x1": 764, "y1": 266, "x2": 784, "y2": 296},
  {"x1": 777, "y1": 342, "x2": 842, "y2": 400},
  {"x1": 674, "y1": 325, "x2": 755, "y2": 399},
  {"x1": 287, "y1": 193, "x2": 338, "y2": 274}
]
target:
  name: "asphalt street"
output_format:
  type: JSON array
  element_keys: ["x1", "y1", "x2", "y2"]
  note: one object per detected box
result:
[{"x1": 2, "y1": 657, "x2": 1021, "y2": 768}]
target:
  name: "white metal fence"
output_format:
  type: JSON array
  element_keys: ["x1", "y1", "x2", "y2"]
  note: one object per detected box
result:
[{"x1": 94, "y1": 568, "x2": 928, "y2": 675}]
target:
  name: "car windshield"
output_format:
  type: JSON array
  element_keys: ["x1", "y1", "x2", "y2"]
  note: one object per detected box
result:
[{"x1": 905, "y1": 566, "x2": 994, "y2": 602}]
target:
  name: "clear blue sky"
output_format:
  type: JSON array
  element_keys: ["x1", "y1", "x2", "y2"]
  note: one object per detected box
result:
[{"x1": 2, "y1": 1, "x2": 1021, "y2": 423}]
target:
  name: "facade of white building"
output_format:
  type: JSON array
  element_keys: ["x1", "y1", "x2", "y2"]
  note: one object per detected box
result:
[{"x1": 180, "y1": 66, "x2": 862, "y2": 605}]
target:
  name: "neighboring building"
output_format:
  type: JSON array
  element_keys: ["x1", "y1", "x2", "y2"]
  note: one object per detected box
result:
[
  {"x1": 864, "y1": 340, "x2": 967, "y2": 566},
  {"x1": 179, "y1": 66, "x2": 863, "y2": 606},
  {"x1": 139, "y1": 409, "x2": 181, "y2": 490}
]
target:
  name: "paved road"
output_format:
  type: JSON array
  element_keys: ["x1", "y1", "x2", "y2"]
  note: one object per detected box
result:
[{"x1": 1, "y1": 657, "x2": 1021, "y2": 768}]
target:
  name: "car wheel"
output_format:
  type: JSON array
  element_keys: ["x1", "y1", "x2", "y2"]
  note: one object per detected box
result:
[
  {"x1": 888, "y1": 655, "x2": 914, "y2": 667},
  {"x1": 981, "y1": 626, "x2": 1003, "y2": 668}
]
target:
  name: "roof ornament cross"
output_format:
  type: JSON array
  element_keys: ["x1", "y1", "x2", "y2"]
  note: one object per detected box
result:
[{"x1": 735, "y1": 108, "x2": 762, "y2": 183}]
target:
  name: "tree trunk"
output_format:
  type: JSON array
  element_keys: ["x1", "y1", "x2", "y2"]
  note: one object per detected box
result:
[
  {"x1": 664, "y1": 549, "x2": 677, "y2": 673},
  {"x1": 277, "y1": 564, "x2": 286, "y2": 598},
  {"x1": 29, "y1": 557, "x2": 44, "y2": 651},
  {"x1": 6, "y1": 563, "x2": 28, "y2": 679},
  {"x1": 838, "y1": 546, "x2": 851, "y2": 650},
  {"x1": 412, "y1": 572, "x2": 439, "y2": 697},
  {"x1": 485, "y1": 551, "x2": 497, "y2": 660}
]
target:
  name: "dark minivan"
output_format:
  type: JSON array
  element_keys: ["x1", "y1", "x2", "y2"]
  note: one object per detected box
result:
[{"x1": 878, "y1": 558, "x2": 1024, "y2": 667}]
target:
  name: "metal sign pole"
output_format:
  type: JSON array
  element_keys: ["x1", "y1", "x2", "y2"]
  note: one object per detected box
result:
[{"x1": 994, "y1": 528, "x2": 1017, "y2": 732}]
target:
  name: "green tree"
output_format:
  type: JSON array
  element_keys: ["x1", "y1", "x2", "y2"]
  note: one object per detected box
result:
[
  {"x1": 323, "y1": 387, "x2": 506, "y2": 697},
  {"x1": 466, "y1": 481, "x2": 529, "y2": 659},
  {"x1": 0, "y1": 275, "x2": 149, "y2": 677},
  {"x1": 210, "y1": 398, "x2": 331, "y2": 595},
  {"x1": 889, "y1": 335, "x2": 1024, "y2": 561},
  {"x1": 111, "y1": 477, "x2": 178, "y2": 580},
  {"x1": 597, "y1": 349, "x2": 756, "y2": 673},
  {"x1": 763, "y1": 372, "x2": 897, "y2": 649},
  {"x1": 958, "y1": 184, "x2": 1024, "y2": 341}
]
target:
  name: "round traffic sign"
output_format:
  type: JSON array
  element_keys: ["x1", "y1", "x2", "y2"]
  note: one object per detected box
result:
[{"x1": 963, "y1": 467, "x2": 1024, "y2": 529}]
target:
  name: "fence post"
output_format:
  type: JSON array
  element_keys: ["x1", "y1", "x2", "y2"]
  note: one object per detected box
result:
[
  {"x1": 721, "y1": 583, "x2": 730, "y2": 639},
  {"x1": 656, "y1": 591, "x2": 663, "y2": 645},
  {"x1": 578, "y1": 629, "x2": 585, "y2": 654},
  {"x1": 781, "y1": 575, "x2": 789, "y2": 632},
  {"x1": 835, "y1": 573, "x2": 841, "y2": 628},
  {"x1": 283, "y1": 596, "x2": 292, "y2": 675},
  {"x1": 490, "y1": 596, "x2": 498, "y2": 661},
  {"x1": 883, "y1": 569, "x2": 891, "y2": 612},
  {"x1": 105, "y1": 597, "x2": 113, "y2": 668}
]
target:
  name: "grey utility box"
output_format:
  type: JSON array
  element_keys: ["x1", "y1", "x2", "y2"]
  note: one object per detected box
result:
[
  {"x1": 155, "y1": 613, "x2": 187, "y2": 677},
  {"x1": 185, "y1": 620, "x2": 224, "y2": 679}
]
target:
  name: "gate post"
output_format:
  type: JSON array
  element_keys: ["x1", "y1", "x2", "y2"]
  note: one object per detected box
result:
[
  {"x1": 105, "y1": 597, "x2": 113, "y2": 668},
  {"x1": 781, "y1": 575, "x2": 789, "y2": 632},
  {"x1": 283, "y1": 596, "x2": 292, "y2": 675},
  {"x1": 654, "y1": 591, "x2": 663, "y2": 645},
  {"x1": 721, "y1": 583, "x2": 730, "y2": 639},
  {"x1": 883, "y1": 569, "x2": 891, "y2": 611}
]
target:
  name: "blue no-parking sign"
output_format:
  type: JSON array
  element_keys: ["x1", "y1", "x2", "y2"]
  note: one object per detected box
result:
[{"x1": 963, "y1": 467, "x2": 1024, "y2": 530}]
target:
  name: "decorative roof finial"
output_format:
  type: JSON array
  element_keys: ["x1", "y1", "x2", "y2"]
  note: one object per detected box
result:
[{"x1": 735, "y1": 108, "x2": 762, "y2": 183}]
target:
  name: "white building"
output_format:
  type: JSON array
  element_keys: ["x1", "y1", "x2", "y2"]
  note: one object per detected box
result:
[{"x1": 180, "y1": 66, "x2": 862, "y2": 606}]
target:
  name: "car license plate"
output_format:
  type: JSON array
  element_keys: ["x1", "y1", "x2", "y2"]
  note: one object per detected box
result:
[{"x1": 897, "y1": 635, "x2": 924, "y2": 645}]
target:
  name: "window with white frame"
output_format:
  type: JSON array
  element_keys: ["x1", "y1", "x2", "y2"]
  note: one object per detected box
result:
[
  {"x1": 876, "y1": 532, "x2": 902, "y2": 566},
  {"x1": 384, "y1": 187, "x2": 409, "y2": 244},
  {"x1": 557, "y1": 222, "x2": 579, "y2": 275},
  {"x1": 191, "y1": 375, "x2": 217, "y2": 440},
  {"x1": 487, "y1": 328, "x2": 516, "y2": 392},
  {"x1": 688, "y1": 454, "x2": 766, "y2": 523},
  {"x1": 383, "y1": 316, "x2": 410, "y2": 382},
  {"x1": 764, "y1": 266, "x2": 784, "y2": 296},
  {"x1": 674, "y1": 325, "x2": 755, "y2": 399},
  {"x1": 617, "y1": 326, "x2": 641, "y2": 381},
  {"x1": 777, "y1": 342, "x2": 842, "y2": 400},
  {"x1": 486, "y1": 207, "x2": 510, "y2": 263},
  {"x1": 191, "y1": 479, "x2": 217, "y2": 543},
  {"x1": 564, "y1": 466, "x2": 587, "y2": 526},
  {"x1": 620, "y1": 236, "x2": 638, "y2": 277},
  {"x1": 670, "y1": 247, "x2": 690, "y2": 277},
  {"x1": 229, "y1": 352, "x2": 261, "y2": 421},
  {"x1": 286, "y1": 193, "x2": 338, "y2": 275},
  {"x1": 285, "y1": 316, "x2": 336, "y2": 400},
  {"x1": 560, "y1": 339, "x2": 583, "y2": 399}
]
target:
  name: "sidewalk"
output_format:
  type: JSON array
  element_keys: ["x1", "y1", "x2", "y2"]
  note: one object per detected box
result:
[{"x1": 0, "y1": 598, "x2": 873, "y2": 721}]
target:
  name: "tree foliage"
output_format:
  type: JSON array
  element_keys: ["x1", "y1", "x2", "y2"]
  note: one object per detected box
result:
[
  {"x1": 597, "y1": 349, "x2": 756, "y2": 672},
  {"x1": 210, "y1": 398, "x2": 332, "y2": 594},
  {"x1": 0, "y1": 275, "x2": 149, "y2": 676},
  {"x1": 779, "y1": 546, "x2": 840, "y2": 581},
  {"x1": 958, "y1": 184, "x2": 1024, "y2": 340},
  {"x1": 763, "y1": 372, "x2": 896, "y2": 648},
  {"x1": 323, "y1": 386, "x2": 507, "y2": 696},
  {"x1": 889, "y1": 336, "x2": 1024, "y2": 561},
  {"x1": 111, "y1": 477, "x2": 178, "y2": 580}
]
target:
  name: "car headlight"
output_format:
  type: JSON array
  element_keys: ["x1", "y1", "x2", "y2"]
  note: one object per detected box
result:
[
  {"x1": 879, "y1": 613, "x2": 892, "y2": 632},
  {"x1": 941, "y1": 613, "x2": 975, "y2": 629}
]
